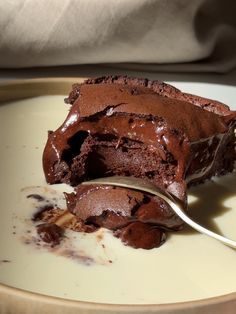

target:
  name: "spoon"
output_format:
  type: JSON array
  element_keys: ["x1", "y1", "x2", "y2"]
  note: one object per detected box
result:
[{"x1": 82, "y1": 176, "x2": 236, "y2": 249}]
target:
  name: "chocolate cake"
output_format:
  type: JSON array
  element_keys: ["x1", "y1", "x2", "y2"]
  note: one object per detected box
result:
[{"x1": 42, "y1": 76, "x2": 236, "y2": 249}]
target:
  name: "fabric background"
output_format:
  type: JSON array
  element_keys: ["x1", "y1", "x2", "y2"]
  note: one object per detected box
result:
[{"x1": 0, "y1": 0, "x2": 236, "y2": 72}]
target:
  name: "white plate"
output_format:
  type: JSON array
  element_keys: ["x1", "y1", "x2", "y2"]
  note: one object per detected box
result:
[{"x1": 0, "y1": 80, "x2": 235, "y2": 307}]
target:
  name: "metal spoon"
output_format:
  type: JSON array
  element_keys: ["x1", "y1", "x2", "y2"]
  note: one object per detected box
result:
[{"x1": 82, "y1": 176, "x2": 236, "y2": 249}]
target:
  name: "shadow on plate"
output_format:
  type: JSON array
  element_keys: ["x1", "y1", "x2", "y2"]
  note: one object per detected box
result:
[{"x1": 170, "y1": 171, "x2": 236, "y2": 237}]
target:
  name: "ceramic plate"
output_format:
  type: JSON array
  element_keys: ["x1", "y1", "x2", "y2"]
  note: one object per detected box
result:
[{"x1": 0, "y1": 78, "x2": 235, "y2": 313}]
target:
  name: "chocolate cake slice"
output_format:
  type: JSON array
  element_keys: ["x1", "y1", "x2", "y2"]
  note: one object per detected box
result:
[{"x1": 42, "y1": 76, "x2": 236, "y2": 249}]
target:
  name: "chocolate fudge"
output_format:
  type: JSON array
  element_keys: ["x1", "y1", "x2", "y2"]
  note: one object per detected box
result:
[{"x1": 42, "y1": 76, "x2": 236, "y2": 249}]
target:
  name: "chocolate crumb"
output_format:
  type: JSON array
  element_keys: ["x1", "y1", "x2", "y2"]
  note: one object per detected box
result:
[
  {"x1": 36, "y1": 223, "x2": 64, "y2": 246},
  {"x1": 27, "y1": 194, "x2": 45, "y2": 202},
  {"x1": 32, "y1": 204, "x2": 54, "y2": 221},
  {"x1": 1, "y1": 259, "x2": 11, "y2": 263}
]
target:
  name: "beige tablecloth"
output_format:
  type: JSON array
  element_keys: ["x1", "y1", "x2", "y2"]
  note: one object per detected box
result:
[{"x1": 0, "y1": 0, "x2": 236, "y2": 72}]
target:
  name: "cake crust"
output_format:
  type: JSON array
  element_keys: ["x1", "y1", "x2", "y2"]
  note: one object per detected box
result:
[{"x1": 66, "y1": 75, "x2": 232, "y2": 116}]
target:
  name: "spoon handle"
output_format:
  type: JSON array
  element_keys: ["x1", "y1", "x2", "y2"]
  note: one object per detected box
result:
[
  {"x1": 82, "y1": 176, "x2": 236, "y2": 249},
  {"x1": 171, "y1": 202, "x2": 236, "y2": 249}
]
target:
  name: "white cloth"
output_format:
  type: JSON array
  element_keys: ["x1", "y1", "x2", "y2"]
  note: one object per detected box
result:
[{"x1": 0, "y1": 0, "x2": 236, "y2": 72}]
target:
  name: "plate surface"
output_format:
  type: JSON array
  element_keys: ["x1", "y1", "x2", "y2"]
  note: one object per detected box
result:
[{"x1": 0, "y1": 79, "x2": 235, "y2": 313}]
